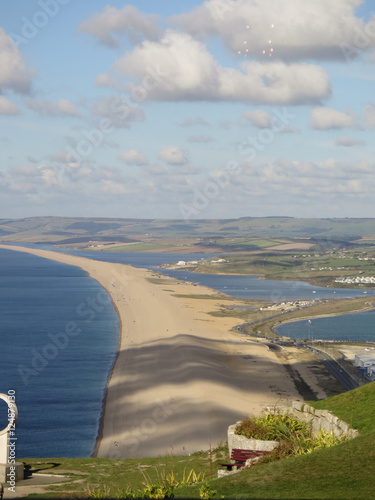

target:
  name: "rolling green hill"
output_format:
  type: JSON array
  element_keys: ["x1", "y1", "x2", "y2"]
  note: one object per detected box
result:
[{"x1": 2, "y1": 216, "x2": 375, "y2": 244}]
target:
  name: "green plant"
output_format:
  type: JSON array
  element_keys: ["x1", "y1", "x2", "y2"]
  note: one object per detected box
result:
[
  {"x1": 179, "y1": 467, "x2": 205, "y2": 486},
  {"x1": 235, "y1": 412, "x2": 311, "y2": 442},
  {"x1": 199, "y1": 482, "x2": 217, "y2": 499},
  {"x1": 235, "y1": 411, "x2": 346, "y2": 465},
  {"x1": 85, "y1": 485, "x2": 112, "y2": 498}
]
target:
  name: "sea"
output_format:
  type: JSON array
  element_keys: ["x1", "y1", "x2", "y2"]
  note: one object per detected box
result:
[
  {"x1": 1, "y1": 245, "x2": 375, "y2": 458},
  {"x1": 0, "y1": 248, "x2": 119, "y2": 458},
  {"x1": 275, "y1": 309, "x2": 375, "y2": 343}
]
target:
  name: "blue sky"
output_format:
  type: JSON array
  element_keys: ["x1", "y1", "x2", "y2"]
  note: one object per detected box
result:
[{"x1": 1, "y1": 0, "x2": 375, "y2": 219}]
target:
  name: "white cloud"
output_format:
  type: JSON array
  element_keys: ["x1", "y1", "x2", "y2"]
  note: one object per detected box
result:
[
  {"x1": 115, "y1": 31, "x2": 331, "y2": 104},
  {"x1": 27, "y1": 99, "x2": 81, "y2": 117},
  {"x1": 92, "y1": 95, "x2": 145, "y2": 128},
  {"x1": 187, "y1": 135, "x2": 213, "y2": 143},
  {"x1": 172, "y1": 0, "x2": 374, "y2": 61},
  {"x1": 0, "y1": 96, "x2": 20, "y2": 115},
  {"x1": 94, "y1": 73, "x2": 129, "y2": 92},
  {"x1": 78, "y1": 5, "x2": 161, "y2": 47},
  {"x1": 158, "y1": 145, "x2": 188, "y2": 165},
  {"x1": 310, "y1": 107, "x2": 356, "y2": 130},
  {"x1": 243, "y1": 110, "x2": 272, "y2": 128},
  {"x1": 364, "y1": 103, "x2": 375, "y2": 128},
  {"x1": 336, "y1": 137, "x2": 365, "y2": 147},
  {"x1": 0, "y1": 28, "x2": 34, "y2": 93},
  {"x1": 118, "y1": 149, "x2": 149, "y2": 166},
  {"x1": 239, "y1": 158, "x2": 374, "y2": 197}
]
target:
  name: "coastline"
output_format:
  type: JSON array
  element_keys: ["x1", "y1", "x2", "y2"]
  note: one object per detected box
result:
[
  {"x1": 91, "y1": 297, "x2": 122, "y2": 458},
  {"x1": 0, "y1": 244, "x2": 308, "y2": 458}
]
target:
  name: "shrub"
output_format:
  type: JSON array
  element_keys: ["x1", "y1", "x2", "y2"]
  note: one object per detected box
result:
[{"x1": 235, "y1": 411, "x2": 345, "y2": 465}]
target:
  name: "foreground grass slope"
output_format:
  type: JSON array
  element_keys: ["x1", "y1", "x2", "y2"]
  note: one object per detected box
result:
[
  {"x1": 22, "y1": 383, "x2": 375, "y2": 498},
  {"x1": 176, "y1": 382, "x2": 375, "y2": 499}
]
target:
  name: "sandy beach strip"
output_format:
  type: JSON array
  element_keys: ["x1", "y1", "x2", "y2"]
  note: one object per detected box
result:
[{"x1": 0, "y1": 244, "x2": 301, "y2": 458}]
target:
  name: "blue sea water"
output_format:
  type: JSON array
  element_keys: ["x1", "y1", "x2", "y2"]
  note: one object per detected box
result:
[
  {"x1": 275, "y1": 309, "x2": 375, "y2": 343},
  {"x1": 0, "y1": 248, "x2": 119, "y2": 458}
]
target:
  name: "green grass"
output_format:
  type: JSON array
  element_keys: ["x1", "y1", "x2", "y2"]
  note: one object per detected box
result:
[
  {"x1": 21, "y1": 449, "x2": 227, "y2": 498},
  {"x1": 192, "y1": 250, "x2": 375, "y2": 288},
  {"x1": 104, "y1": 243, "x2": 174, "y2": 252},
  {"x1": 208, "y1": 238, "x2": 284, "y2": 250}
]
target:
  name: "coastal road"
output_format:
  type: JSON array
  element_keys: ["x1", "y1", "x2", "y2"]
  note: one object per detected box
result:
[
  {"x1": 311, "y1": 348, "x2": 359, "y2": 391},
  {"x1": 237, "y1": 316, "x2": 362, "y2": 392}
]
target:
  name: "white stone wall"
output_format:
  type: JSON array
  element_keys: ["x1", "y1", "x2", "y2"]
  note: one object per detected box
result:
[
  {"x1": 229, "y1": 401, "x2": 358, "y2": 457},
  {"x1": 228, "y1": 423, "x2": 278, "y2": 456},
  {"x1": 283, "y1": 401, "x2": 358, "y2": 439}
]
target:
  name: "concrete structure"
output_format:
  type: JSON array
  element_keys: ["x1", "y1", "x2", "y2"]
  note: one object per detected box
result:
[
  {"x1": 354, "y1": 353, "x2": 375, "y2": 368},
  {"x1": 222, "y1": 402, "x2": 358, "y2": 478},
  {"x1": 267, "y1": 401, "x2": 359, "y2": 439},
  {"x1": 227, "y1": 423, "x2": 279, "y2": 457},
  {"x1": 367, "y1": 366, "x2": 375, "y2": 381},
  {"x1": 0, "y1": 394, "x2": 24, "y2": 484},
  {"x1": 229, "y1": 401, "x2": 358, "y2": 457}
]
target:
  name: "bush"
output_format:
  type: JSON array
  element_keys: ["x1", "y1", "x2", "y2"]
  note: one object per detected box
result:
[
  {"x1": 235, "y1": 412, "x2": 311, "y2": 441},
  {"x1": 235, "y1": 411, "x2": 345, "y2": 464}
]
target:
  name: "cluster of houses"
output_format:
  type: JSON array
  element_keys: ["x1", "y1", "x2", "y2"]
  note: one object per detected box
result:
[
  {"x1": 334, "y1": 276, "x2": 375, "y2": 284},
  {"x1": 260, "y1": 300, "x2": 312, "y2": 312},
  {"x1": 175, "y1": 258, "x2": 227, "y2": 267},
  {"x1": 354, "y1": 352, "x2": 375, "y2": 381}
]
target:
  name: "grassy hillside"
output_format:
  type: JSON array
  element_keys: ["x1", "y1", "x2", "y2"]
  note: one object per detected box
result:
[
  {"x1": 175, "y1": 382, "x2": 375, "y2": 499},
  {"x1": 21, "y1": 383, "x2": 375, "y2": 498}
]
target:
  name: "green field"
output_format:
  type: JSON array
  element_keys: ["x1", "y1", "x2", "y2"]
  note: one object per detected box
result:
[
  {"x1": 191, "y1": 249, "x2": 375, "y2": 288},
  {"x1": 4, "y1": 216, "x2": 375, "y2": 243},
  {"x1": 105, "y1": 243, "x2": 175, "y2": 252}
]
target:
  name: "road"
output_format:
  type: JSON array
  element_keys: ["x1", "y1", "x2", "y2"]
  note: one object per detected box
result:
[{"x1": 306, "y1": 347, "x2": 359, "y2": 391}]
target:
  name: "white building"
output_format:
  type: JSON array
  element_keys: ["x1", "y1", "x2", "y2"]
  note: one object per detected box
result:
[{"x1": 354, "y1": 353, "x2": 375, "y2": 368}]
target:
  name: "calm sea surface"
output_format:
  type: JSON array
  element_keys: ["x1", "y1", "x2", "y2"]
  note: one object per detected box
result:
[
  {"x1": 0, "y1": 248, "x2": 119, "y2": 458},
  {"x1": 276, "y1": 310, "x2": 375, "y2": 342},
  {"x1": 1, "y1": 245, "x2": 375, "y2": 458}
]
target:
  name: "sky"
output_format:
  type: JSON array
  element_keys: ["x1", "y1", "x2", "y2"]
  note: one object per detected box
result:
[{"x1": 1, "y1": 0, "x2": 375, "y2": 220}]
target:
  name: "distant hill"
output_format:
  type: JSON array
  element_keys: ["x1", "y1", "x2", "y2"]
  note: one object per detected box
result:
[{"x1": 1, "y1": 216, "x2": 375, "y2": 244}]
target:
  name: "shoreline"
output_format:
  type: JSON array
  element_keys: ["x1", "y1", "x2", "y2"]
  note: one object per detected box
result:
[
  {"x1": 91, "y1": 297, "x2": 122, "y2": 458},
  {"x1": 0, "y1": 244, "x2": 328, "y2": 459}
]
